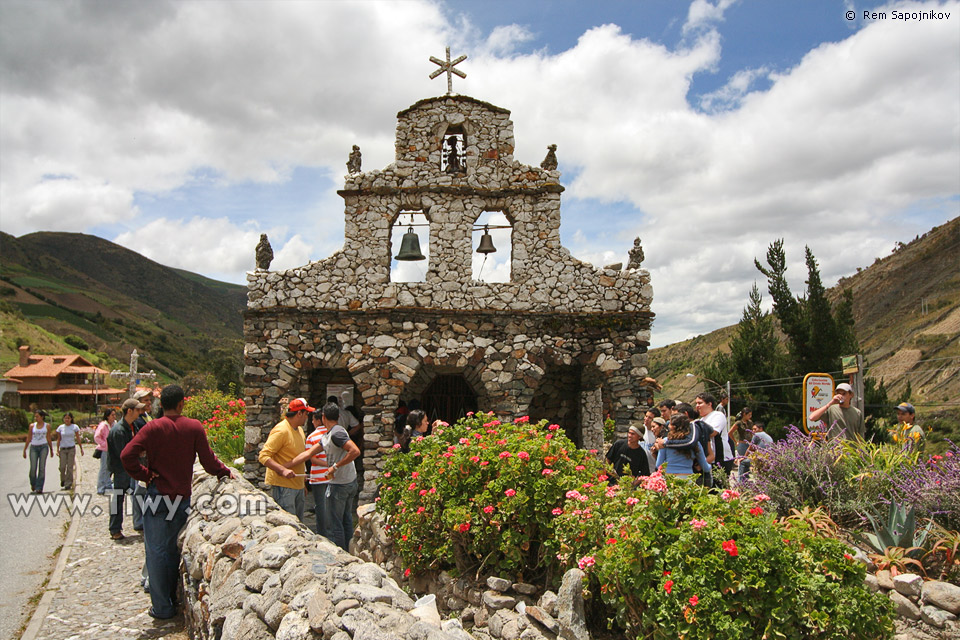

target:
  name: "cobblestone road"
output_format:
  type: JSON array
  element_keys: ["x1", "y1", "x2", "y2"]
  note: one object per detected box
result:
[{"x1": 31, "y1": 449, "x2": 186, "y2": 640}]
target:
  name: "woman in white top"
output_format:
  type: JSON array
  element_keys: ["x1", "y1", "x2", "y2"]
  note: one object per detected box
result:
[
  {"x1": 55, "y1": 413, "x2": 84, "y2": 491},
  {"x1": 23, "y1": 410, "x2": 54, "y2": 494}
]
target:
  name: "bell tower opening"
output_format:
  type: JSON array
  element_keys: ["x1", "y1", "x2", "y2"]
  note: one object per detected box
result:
[
  {"x1": 472, "y1": 211, "x2": 512, "y2": 282},
  {"x1": 440, "y1": 125, "x2": 466, "y2": 175},
  {"x1": 390, "y1": 211, "x2": 430, "y2": 283}
]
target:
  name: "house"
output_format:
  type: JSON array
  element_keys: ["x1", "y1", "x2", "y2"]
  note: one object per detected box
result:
[{"x1": 3, "y1": 345, "x2": 126, "y2": 410}]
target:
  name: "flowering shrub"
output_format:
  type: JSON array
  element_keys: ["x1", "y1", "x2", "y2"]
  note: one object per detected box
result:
[
  {"x1": 183, "y1": 390, "x2": 245, "y2": 463},
  {"x1": 744, "y1": 427, "x2": 960, "y2": 531},
  {"x1": 553, "y1": 474, "x2": 894, "y2": 639},
  {"x1": 377, "y1": 413, "x2": 605, "y2": 581}
]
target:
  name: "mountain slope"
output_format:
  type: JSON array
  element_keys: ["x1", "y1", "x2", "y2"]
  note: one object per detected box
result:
[
  {"x1": 649, "y1": 217, "x2": 960, "y2": 412},
  {"x1": 0, "y1": 231, "x2": 246, "y2": 386}
]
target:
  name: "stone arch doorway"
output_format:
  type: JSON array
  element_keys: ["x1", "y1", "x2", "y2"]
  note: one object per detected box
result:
[
  {"x1": 419, "y1": 374, "x2": 478, "y2": 427},
  {"x1": 528, "y1": 364, "x2": 582, "y2": 447}
]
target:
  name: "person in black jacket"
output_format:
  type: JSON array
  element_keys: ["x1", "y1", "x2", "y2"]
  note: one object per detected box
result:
[
  {"x1": 606, "y1": 425, "x2": 651, "y2": 485},
  {"x1": 106, "y1": 398, "x2": 144, "y2": 540}
]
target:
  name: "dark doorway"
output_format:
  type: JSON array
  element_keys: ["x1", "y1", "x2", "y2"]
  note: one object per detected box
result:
[
  {"x1": 307, "y1": 368, "x2": 355, "y2": 413},
  {"x1": 528, "y1": 365, "x2": 582, "y2": 447},
  {"x1": 420, "y1": 374, "x2": 478, "y2": 427}
]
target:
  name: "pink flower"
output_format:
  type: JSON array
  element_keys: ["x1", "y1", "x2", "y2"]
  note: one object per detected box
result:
[
  {"x1": 383, "y1": 472, "x2": 391, "y2": 478},
  {"x1": 664, "y1": 580, "x2": 674, "y2": 594},
  {"x1": 411, "y1": 472, "x2": 419, "y2": 478},
  {"x1": 690, "y1": 519, "x2": 707, "y2": 530},
  {"x1": 577, "y1": 555, "x2": 595, "y2": 570},
  {"x1": 417, "y1": 506, "x2": 425, "y2": 514},
  {"x1": 419, "y1": 489, "x2": 427, "y2": 496},
  {"x1": 483, "y1": 505, "x2": 495, "y2": 514},
  {"x1": 626, "y1": 497, "x2": 639, "y2": 506},
  {"x1": 505, "y1": 488, "x2": 516, "y2": 497},
  {"x1": 485, "y1": 420, "x2": 501, "y2": 428},
  {"x1": 545, "y1": 434, "x2": 553, "y2": 440},
  {"x1": 459, "y1": 438, "x2": 470, "y2": 445},
  {"x1": 565, "y1": 490, "x2": 582, "y2": 500},
  {"x1": 720, "y1": 489, "x2": 740, "y2": 502},
  {"x1": 542, "y1": 469, "x2": 554, "y2": 475},
  {"x1": 496, "y1": 439, "x2": 507, "y2": 445},
  {"x1": 393, "y1": 443, "x2": 401, "y2": 449},
  {"x1": 474, "y1": 433, "x2": 484, "y2": 440},
  {"x1": 551, "y1": 508, "x2": 563, "y2": 516},
  {"x1": 548, "y1": 424, "x2": 560, "y2": 431},
  {"x1": 480, "y1": 461, "x2": 489, "y2": 466},
  {"x1": 499, "y1": 451, "x2": 512, "y2": 459},
  {"x1": 518, "y1": 451, "x2": 530, "y2": 461},
  {"x1": 408, "y1": 483, "x2": 417, "y2": 490},
  {"x1": 429, "y1": 487, "x2": 436, "y2": 494},
  {"x1": 721, "y1": 540, "x2": 739, "y2": 557},
  {"x1": 597, "y1": 474, "x2": 609, "y2": 482},
  {"x1": 575, "y1": 465, "x2": 585, "y2": 471},
  {"x1": 689, "y1": 595, "x2": 699, "y2": 606},
  {"x1": 754, "y1": 493, "x2": 770, "y2": 502},
  {"x1": 642, "y1": 471, "x2": 668, "y2": 493},
  {"x1": 514, "y1": 416, "x2": 530, "y2": 424},
  {"x1": 470, "y1": 456, "x2": 481, "y2": 463}
]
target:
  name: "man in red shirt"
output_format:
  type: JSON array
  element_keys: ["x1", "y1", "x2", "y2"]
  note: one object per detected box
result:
[{"x1": 121, "y1": 384, "x2": 235, "y2": 620}]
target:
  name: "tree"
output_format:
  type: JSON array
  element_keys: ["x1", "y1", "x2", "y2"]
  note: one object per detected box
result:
[{"x1": 703, "y1": 283, "x2": 792, "y2": 435}]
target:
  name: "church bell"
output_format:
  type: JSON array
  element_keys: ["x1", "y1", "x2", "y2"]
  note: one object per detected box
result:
[
  {"x1": 395, "y1": 225, "x2": 426, "y2": 261},
  {"x1": 476, "y1": 226, "x2": 497, "y2": 254}
]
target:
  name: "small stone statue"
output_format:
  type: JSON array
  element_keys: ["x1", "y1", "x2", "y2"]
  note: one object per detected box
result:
[
  {"x1": 255, "y1": 233, "x2": 274, "y2": 270},
  {"x1": 540, "y1": 144, "x2": 558, "y2": 170},
  {"x1": 347, "y1": 145, "x2": 362, "y2": 173},
  {"x1": 627, "y1": 236, "x2": 645, "y2": 269},
  {"x1": 444, "y1": 135, "x2": 463, "y2": 174}
]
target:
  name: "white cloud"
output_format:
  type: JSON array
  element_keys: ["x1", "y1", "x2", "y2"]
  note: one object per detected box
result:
[{"x1": 683, "y1": 0, "x2": 740, "y2": 34}]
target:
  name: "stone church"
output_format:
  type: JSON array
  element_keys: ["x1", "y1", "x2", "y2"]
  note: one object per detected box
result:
[{"x1": 243, "y1": 90, "x2": 655, "y2": 499}]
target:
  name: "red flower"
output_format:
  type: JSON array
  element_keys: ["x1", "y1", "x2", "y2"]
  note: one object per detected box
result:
[
  {"x1": 504, "y1": 488, "x2": 516, "y2": 497},
  {"x1": 483, "y1": 505, "x2": 495, "y2": 514},
  {"x1": 606, "y1": 538, "x2": 617, "y2": 545},
  {"x1": 689, "y1": 595, "x2": 699, "y2": 606},
  {"x1": 458, "y1": 522, "x2": 471, "y2": 533},
  {"x1": 749, "y1": 506, "x2": 764, "y2": 516},
  {"x1": 664, "y1": 580, "x2": 674, "y2": 594},
  {"x1": 844, "y1": 553, "x2": 853, "y2": 560},
  {"x1": 663, "y1": 570, "x2": 671, "y2": 576},
  {"x1": 404, "y1": 568, "x2": 411, "y2": 577},
  {"x1": 721, "y1": 540, "x2": 739, "y2": 557}
]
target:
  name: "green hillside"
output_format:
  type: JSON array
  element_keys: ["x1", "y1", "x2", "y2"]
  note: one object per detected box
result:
[
  {"x1": 649, "y1": 217, "x2": 960, "y2": 423},
  {"x1": 0, "y1": 231, "x2": 246, "y2": 390}
]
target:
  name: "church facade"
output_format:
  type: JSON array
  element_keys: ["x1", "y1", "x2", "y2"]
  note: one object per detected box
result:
[{"x1": 243, "y1": 93, "x2": 655, "y2": 499}]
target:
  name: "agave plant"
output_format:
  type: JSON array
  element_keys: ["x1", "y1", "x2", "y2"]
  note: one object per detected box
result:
[
  {"x1": 860, "y1": 499, "x2": 934, "y2": 556},
  {"x1": 869, "y1": 546, "x2": 927, "y2": 577},
  {"x1": 924, "y1": 524, "x2": 960, "y2": 582}
]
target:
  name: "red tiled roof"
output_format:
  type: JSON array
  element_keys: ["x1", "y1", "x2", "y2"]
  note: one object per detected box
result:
[
  {"x1": 4, "y1": 354, "x2": 108, "y2": 379},
  {"x1": 19, "y1": 387, "x2": 126, "y2": 397}
]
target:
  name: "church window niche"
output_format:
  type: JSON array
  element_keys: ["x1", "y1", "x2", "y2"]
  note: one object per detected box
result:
[
  {"x1": 440, "y1": 125, "x2": 466, "y2": 174},
  {"x1": 390, "y1": 211, "x2": 430, "y2": 283},
  {"x1": 472, "y1": 211, "x2": 512, "y2": 282}
]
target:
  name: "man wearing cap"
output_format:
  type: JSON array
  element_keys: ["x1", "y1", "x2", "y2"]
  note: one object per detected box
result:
[
  {"x1": 809, "y1": 383, "x2": 864, "y2": 439},
  {"x1": 107, "y1": 397, "x2": 144, "y2": 540},
  {"x1": 606, "y1": 423, "x2": 651, "y2": 486},
  {"x1": 258, "y1": 397, "x2": 312, "y2": 521},
  {"x1": 891, "y1": 402, "x2": 924, "y2": 452}
]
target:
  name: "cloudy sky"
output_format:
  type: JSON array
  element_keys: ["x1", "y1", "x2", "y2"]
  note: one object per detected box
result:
[{"x1": 1, "y1": 0, "x2": 957, "y2": 347}]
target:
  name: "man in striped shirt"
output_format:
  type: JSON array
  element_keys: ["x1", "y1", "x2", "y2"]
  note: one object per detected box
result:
[{"x1": 304, "y1": 410, "x2": 330, "y2": 537}]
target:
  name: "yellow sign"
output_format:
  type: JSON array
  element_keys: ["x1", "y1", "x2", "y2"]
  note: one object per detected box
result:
[{"x1": 803, "y1": 373, "x2": 835, "y2": 434}]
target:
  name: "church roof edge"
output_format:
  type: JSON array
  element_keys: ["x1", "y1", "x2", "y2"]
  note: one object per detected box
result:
[{"x1": 397, "y1": 94, "x2": 511, "y2": 118}]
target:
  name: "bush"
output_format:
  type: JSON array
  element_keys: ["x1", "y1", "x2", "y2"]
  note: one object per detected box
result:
[
  {"x1": 378, "y1": 413, "x2": 605, "y2": 582},
  {"x1": 64, "y1": 334, "x2": 89, "y2": 350},
  {"x1": 553, "y1": 477, "x2": 894, "y2": 639},
  {"x1": 183, "y1": 390, "x2": 245, "y2": 464}
]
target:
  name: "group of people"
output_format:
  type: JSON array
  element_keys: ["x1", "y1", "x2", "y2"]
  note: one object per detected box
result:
[
  {"x1": 257, "y1": 395, "x2": 363, "y2": 551},
  {"x1": 24, "y1": 385, "x2": 235, "y2": 620},
  {"x1": 605, "y1": 392, "x2": 774, "y2": 487},
  {"x1": 22, "y1": 410, "x2": 86, "y2": 493}
]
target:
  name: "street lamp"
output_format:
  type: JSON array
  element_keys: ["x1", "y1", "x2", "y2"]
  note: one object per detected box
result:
[{"x1": 685, "y1": 373, "x2": 732, "y2": 428}]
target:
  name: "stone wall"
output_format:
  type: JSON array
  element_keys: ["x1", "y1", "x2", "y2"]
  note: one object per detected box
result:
[{"x1": 244, "y1": 93, "x2": 655, "y2": 494}]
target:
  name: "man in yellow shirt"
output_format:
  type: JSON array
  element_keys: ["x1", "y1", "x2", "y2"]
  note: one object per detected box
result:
[{"x1": 258, "y1": 397, "x2": 313, "y2": 521}]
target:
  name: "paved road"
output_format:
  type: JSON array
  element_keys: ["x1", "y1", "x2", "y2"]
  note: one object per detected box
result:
[{"x1": 0, "y1": 442, "x2": 70, "y2": 640}]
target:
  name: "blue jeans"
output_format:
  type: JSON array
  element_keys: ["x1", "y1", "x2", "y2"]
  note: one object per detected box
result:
[
  {"x1": 325, "y1": 480, "x2": 358, "y2": 551},
  {"x1": 736, "y1": 442, "x2": 750, "y2": 481},
  {"x1": 29, "y1": 445, "x2": 48, "y2": 492},
  {"x1": 132, "y1": 481, "x2": 147, "y2": 530},
  {"x1": 310, "y1": 483, "x2": 328, "y2": 537},
  {"x1": 142, "y1": 486, "x2": 190, "y2": 618},
  {"x1": 272, "y1": 486, "x2": 304, "y2": 522},
  {"x1": 97, "y1": 452, "x2": 113, "y2": 494}
]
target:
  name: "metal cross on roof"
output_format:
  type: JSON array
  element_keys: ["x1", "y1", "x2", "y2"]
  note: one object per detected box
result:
[
  {"x1": 110, "y1": 349, "x2": 157, "y2": 398},
  {"x1": 429, "y1": 46, "x2": 467, "y2": 95}
]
